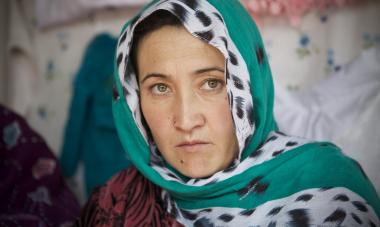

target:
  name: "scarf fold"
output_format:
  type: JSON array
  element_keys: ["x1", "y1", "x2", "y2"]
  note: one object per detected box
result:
[{"x1": 110, "y1": 0, "x2": 380, "y2": 225}]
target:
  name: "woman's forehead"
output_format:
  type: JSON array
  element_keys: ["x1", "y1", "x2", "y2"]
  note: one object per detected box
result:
[
  {"x1": 137, "y1": 26, "x2": 225, "y2": 77},
  {"x1": 138, "y1": 26, "x2": 218, "y2": 55}
]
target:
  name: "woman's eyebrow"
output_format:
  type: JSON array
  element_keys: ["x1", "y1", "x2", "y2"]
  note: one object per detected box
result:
[
  {"x1": 193, "y1": 67, "x2": 225, "y2": 75},
  {"x1": 140, "y1": 73, "x2": 168, "y2": 83},
  {"x1": 140, "y1": 67, "x2": 224, "y2": 83}
]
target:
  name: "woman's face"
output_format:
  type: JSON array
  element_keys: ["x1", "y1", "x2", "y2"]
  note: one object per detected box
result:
[{"x1": 137, "y1": 25, "x2": 238, "y2": 178}]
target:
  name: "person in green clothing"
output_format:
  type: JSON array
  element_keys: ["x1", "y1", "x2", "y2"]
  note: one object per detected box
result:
[{"x1": 76, "y1": 0, "x2": 380, "y2": 226}]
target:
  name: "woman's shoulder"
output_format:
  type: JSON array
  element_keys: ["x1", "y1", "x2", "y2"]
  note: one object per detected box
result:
[
  {"x1": 289, "y1": 141, "x2": 380, "y2": 213},
  {"x1": 248, "y1": 139, "x2": 380, "y2": 225},
  {"x1": 74, "y1": 166, "x2": 183, "y2": 226}
]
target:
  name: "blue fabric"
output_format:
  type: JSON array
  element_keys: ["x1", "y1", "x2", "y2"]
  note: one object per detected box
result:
[{"x1": 60, "y1": 33, "x2": 131, "y2": 196}]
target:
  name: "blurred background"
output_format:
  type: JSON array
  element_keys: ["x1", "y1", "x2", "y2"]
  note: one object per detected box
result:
[{"x1": 0, "y1": 0, "x2": 379, "y2": 212}]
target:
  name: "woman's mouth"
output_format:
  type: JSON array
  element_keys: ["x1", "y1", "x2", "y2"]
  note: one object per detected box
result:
[{"x1": 176, "y1": 140, "x2": 211, "y2": 152}]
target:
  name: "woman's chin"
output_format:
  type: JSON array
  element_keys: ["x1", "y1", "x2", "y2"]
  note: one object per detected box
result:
[
  {"x1": 170, "y1": 155, "x2": 233, "y2": 179},
  {"x1": 179, "y1": 163, "x2": 220, "y2": 179}
]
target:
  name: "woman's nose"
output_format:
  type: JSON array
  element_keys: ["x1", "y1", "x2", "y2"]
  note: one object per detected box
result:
[{"x1": 173, "y1": 92, "x2": 205, "y2": 132}]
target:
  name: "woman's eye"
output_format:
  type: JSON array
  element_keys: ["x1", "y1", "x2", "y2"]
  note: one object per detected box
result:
[
  {"x1": 201, "y1": 79, "x2": 223, "y2": 90},
  {"x1": 152, "y1": 83, "x2": 170, "y2": 94}
]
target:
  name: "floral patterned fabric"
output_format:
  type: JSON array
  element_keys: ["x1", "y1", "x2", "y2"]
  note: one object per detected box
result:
[{"x1": 0, "y1": 104, "x2": 80, "y2": 227}]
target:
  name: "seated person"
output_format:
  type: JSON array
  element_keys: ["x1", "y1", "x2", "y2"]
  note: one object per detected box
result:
[
  {"x1": 76, "y1": 0, "x2": 380, "y2": 226},
  {"x1": 0, "y1": 104, "x2": 80, "y2": 226}
]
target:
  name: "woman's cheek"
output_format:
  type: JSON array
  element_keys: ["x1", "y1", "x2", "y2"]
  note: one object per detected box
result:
[
  {"x1": 142, "y1": 99, "x2": 171, "y2": 133},
  {"x1": 212, "y1": 95, "x2": 234, "y2": 129}
]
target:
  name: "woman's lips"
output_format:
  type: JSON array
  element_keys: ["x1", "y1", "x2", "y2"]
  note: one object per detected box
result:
[{"x1": 176, "y1": 141, "x2": 211, "y2": 152}]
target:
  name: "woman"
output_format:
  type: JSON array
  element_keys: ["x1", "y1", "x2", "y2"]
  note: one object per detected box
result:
[{"x1": 76, "y1": 0, "x2": 380, "y2": 226}]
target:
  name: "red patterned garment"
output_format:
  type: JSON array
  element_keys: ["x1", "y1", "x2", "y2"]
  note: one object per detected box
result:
[{"x1": 75, "y1": 167, "x2": 183, "y2": 226}]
